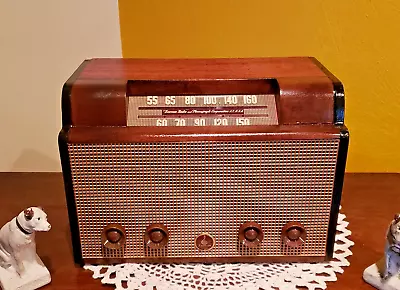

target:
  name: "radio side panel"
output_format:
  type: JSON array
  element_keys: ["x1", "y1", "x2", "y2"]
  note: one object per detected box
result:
[
  {"x1": 58, "y1": 128, "x2": 83, "y2": 264},
  {"x1": 326, "y1": 128, "x2": 349, "y2": 259}
]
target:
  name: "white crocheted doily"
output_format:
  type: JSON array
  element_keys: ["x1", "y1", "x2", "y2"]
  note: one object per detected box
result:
[{"x1": 85, "y1": 211, "x2": 354, "y2": 290}]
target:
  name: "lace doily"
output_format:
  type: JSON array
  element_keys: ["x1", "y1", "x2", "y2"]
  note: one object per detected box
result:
[{"x1": 85, "y1": 211, "x2": 354, "y2": 290}]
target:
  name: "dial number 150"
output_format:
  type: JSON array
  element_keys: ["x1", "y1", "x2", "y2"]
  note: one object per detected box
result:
[{"x1": 236, "y1": 118, "x2": 250, "y2": 125}]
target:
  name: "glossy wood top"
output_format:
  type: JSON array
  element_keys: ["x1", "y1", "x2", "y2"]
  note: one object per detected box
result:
[
  {"x1": 63, "y1": 57, "x2": 339, "y2": 127},
  {"x1": 78, "y1": 57, "x2": 327, "y2": 80},
  {"x1": 0, "y1": 172, "x2": 390, "y2": 289}
]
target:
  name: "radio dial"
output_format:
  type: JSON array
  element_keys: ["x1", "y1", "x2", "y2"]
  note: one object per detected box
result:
[
  {"x1": 239, "y1": 222, "x2": 264, "y2": 248},
  {"x1": 281, "y1": 222, "x2": 306, "y2": 247},
  {"x1": 145, "y1": 223, "x2": 169, "y2": 249}
]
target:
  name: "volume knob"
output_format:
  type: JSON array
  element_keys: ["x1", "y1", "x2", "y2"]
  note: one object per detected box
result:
[
  {"x1": 144, "y1": 223, "x2": 169, "y2": 249},
  {"x1": 102, "y1": 224, "x2": 126, "y2": 250},
  {"x1": 107, "y1": 230, "x2": 122, "y2": 243},
  {"x1": 281, "y1": 222, "x2": 306, "y2": 248},
  {"x1": 239, "y1": 221, "x2": 264, "y2": 248},
  {"x1": 149, "y1": 230, "x2": 165, "y2": 243}
]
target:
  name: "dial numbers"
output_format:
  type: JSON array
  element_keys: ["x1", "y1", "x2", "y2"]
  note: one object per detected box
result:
[{"x1": 127, "y1": 94, "x2": 278, "y2": 127}]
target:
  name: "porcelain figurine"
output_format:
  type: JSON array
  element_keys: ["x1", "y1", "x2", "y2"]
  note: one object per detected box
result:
[
  {"x1": 0, "y1": 207, "x2": 51, "y2": 290},
  {"x1": 364, "y1": 213, "x2": 400, "y2": 290}
]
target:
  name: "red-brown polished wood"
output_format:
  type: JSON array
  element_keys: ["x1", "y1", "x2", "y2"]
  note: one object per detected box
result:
[
  {"x1": 78, "y1": 57, "x2": 327, "y2": 80},
  {"x1": 64, "y1": 57, "x2": 338, "y2": 126},
  {"x1": 0, "y1": 172, "x2": 393, "y2": 289},
  {"x1": 65, "y1": 125, "x2": 344, "y2": 143}
]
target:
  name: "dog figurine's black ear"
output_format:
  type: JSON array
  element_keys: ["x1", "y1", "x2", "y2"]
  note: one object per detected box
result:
[
  {"x1": 24, "y1": 208, "x2": 34, "y2": 220},
  {"x1": 394, "y1": 213, "x2": 400, "y2": 224}
]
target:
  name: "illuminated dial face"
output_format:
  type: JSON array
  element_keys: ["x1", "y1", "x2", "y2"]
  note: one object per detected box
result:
[{"x1": 127, "y1": 95, "x2": 278, "y2": 127}]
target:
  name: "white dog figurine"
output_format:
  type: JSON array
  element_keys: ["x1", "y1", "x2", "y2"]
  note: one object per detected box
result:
[
  {"x1": 383, "y1": 213, "x2": 400, "y2": 279},
  {"x1": 0, "y1": 207, "x2": 51, "y2": 290},
  {"x1": 363, "y1": 213, "x2": 400, "y2": 290}
]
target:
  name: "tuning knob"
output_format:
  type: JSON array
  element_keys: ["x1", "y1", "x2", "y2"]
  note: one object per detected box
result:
[
  {"x1": 281, "y1": 222, "x2": 307, "y2": 248},
  {"x1": 238, "y1": 221, "x2": 264, "y2": 248},
  {"x1": 144, "y1": 223, "x2": 169, "y2": 249},
  {"x1": 102, "y1": 224, "x2": 126, "y2": 250}
]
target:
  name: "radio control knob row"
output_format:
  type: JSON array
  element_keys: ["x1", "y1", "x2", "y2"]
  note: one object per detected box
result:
[{"x1": 102, "y1": 222, "x2": 306, "y2": 250}]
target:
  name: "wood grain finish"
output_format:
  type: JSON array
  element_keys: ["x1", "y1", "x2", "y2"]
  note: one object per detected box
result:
[
  {"x1": 78, "y1": 57, "x2": 327, "y2": 80},
  {"x1": 0, "y1": 172, "x2": 392, "y2": 289},
  {"x1": 278, "y1": 76, "x2": 334, "y2": 124},
  {"x1": 63, "y1": 57, "x2": 342, "y2": 126},
  {"x1": 69, "y1": 79, "x2": 127, "y2": 126},
  {"x1": 127, "y1": 79, "x2": 276, "y2": 96},
  {"x1": 64, "y1": 125, "x2": 345, "y2": 143}
]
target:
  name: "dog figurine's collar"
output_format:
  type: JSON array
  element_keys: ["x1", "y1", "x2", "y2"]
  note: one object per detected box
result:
[{"x1": 16, "y1": 218, "x2": 32, "y2": 235}]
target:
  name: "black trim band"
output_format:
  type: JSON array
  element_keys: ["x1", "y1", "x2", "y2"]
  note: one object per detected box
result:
[
  {"x1": 58, "y1": 128, "x2": 83, "y2": 265},
  {"x1": 16, "y1": 218, "x2": 32, "y2": 235},
  {"x1": 325, "y1": 127, "x2": 349, "y2": 259}
]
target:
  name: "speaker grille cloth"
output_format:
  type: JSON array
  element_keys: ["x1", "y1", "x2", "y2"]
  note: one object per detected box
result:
[{"x1": 68, "y1": 140, "x2": 339, "y2": 259}]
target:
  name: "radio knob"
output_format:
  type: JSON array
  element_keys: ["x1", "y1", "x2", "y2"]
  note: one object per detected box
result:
[
  {"x1": 107, "y1": 230, "x2": 122, "y2": 243},
  {"x1": 145, "y1": 223, "x2": 169, "y2": 249},
  {"x1": 239, "y1": 221, "x2": 264, "y2": 248},
  {"x1": 149, "y1": 229, "x2": 165, "y2": 243},
  {"x1": 244, "y1": 228, "x2": 259, "y2": 241},
  {"x1": 281, "y1": 222, "x2": 306, "y2": 248},
  {"x1": 102, "y1": 224, "x2": 126, "y2": 250}
]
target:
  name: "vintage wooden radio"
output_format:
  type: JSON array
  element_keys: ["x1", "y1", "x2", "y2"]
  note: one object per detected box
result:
[{"x1": 58, "y1": 57, "x2": 349, "y2": 265}]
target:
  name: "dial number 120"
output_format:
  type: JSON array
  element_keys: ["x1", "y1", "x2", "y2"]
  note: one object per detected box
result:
[{"x1": 214, "y1": 119, "x2": 228, "y2": 126}]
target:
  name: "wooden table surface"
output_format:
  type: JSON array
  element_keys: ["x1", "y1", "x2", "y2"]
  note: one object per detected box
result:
[{"x1": 0, "y1": 172, "x2": 398, "y2": 289}]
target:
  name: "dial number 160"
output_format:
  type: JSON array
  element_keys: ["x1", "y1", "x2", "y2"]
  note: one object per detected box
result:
[{"x1": 244, "y1": 95, "x2": 257, "y2": 104}]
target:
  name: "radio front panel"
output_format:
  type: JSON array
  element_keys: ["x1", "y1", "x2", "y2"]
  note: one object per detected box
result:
[{"x1": 68, "y1": 139, "x2": 339, "y2": 262}]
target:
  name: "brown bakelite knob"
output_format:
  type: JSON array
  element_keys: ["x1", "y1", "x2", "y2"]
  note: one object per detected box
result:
[
  {"x1": 102, "y1": 224, "x2": 126, "y2": 250},
  {"x1": 107, "y1": 230, "x2": 122, "y2": 243},
  {"x1": 144, "y1": 223, "x2": 169, "y2": 249},
  {"x1": 149, "y1": 230, "x2": 165, "y2": 243},
  {"x1": 287, "y1": 228, "x2": 301, "y2": 241},
  {"x1": 239, "y1": 221, "x2": 264, "y2": 248},
  {"x1": 281, "y1": 222, "x2": 306, "y2": 248},
  {"x1": 244, "y1": 228, "x2": 259, "y2": 241}
]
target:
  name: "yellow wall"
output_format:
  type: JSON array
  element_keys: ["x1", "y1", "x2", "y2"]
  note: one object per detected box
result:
[{"x1": 118, "y1": 0, "x2": 400, "y2": 172}]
